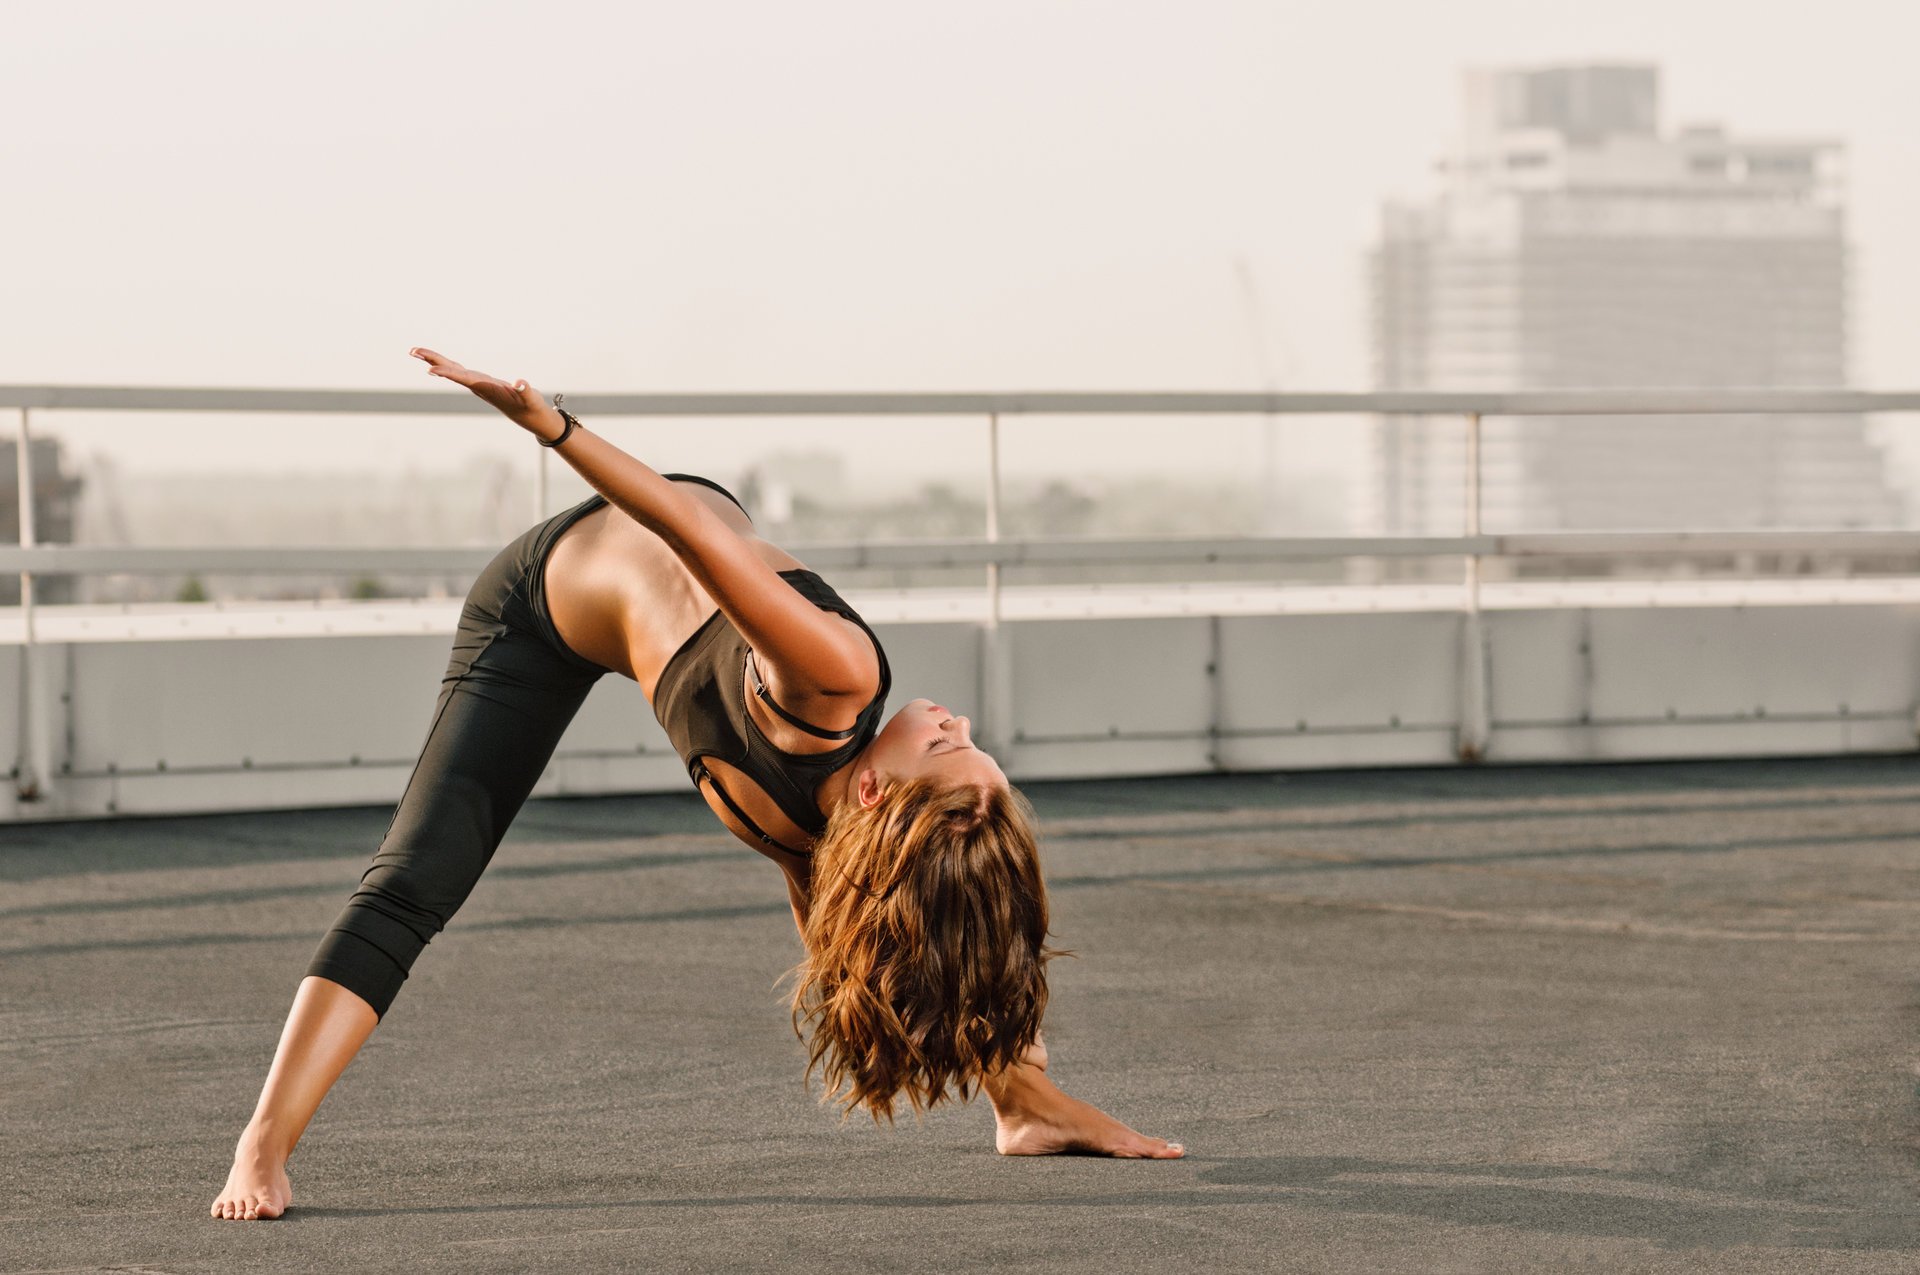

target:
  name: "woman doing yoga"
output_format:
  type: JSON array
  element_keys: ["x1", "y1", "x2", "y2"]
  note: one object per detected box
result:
[{"x1": 210, "y1": 348, "x2": 1183, "y2": 1222}]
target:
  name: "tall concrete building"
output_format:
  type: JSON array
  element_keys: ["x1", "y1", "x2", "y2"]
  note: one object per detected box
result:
[{"x1": 1367, "y1": 63, "x2": 1905, "y2": 535}]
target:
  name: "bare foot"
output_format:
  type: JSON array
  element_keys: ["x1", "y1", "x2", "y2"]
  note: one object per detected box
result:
[
  {"x1": 210, "y1": 1132, "x2": 293, "y2": 1221},
  {"x1": 995, "y1": 1090, "x2": 1185, "y2": 1159}
]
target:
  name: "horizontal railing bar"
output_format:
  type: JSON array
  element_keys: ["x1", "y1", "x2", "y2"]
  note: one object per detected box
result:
[
  {"x1": 1498, "y1": 531, "x2": 1920, "y2": 556},
  {"x1": 5, "y1": 386, "x2": 1920, "y2": 416},
  {"x1": 7, "y1": 530, "x2": 1920, "y2": 577},
  {"x1": 0, "y1": 546, "x2": 502, "y2": 574}
]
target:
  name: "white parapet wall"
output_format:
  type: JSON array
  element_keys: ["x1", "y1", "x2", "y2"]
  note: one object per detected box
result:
[{"x1": 3, "y1": 580, "x2": 1919, "y2": 822}]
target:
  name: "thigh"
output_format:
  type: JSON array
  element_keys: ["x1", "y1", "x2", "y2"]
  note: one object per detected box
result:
[{"x1": 366, "y1": 618, "x2": 603, "y2": 905}]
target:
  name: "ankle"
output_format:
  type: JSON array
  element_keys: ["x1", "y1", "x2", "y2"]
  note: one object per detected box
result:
[{"x1": 237, "y1": 1122, "x2": 294, "y2": 1162}]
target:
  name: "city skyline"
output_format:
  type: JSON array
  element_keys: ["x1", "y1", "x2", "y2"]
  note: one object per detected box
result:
[{"x1": 1368, "y1": 62, "x2": 1905, "y2": 534}]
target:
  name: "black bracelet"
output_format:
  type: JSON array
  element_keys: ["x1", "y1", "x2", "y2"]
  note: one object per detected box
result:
[{"x1": 540, "y1": 393, "x2": 581, "y2": 448}]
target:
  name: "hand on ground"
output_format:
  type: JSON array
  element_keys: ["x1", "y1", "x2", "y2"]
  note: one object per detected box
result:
[{"x1": 994, "y1": 1089, "x2": 1184, "y2": 1159}]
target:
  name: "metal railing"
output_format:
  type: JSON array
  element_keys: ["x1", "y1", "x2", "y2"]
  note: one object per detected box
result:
[{"x1": 8, "y1": 384, "x2": 1920, "y2": 800}]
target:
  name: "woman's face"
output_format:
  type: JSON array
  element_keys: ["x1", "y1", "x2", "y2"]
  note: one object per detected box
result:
[{"x1": 856, "y1": 698, "x2": 1007, "y2": 804}]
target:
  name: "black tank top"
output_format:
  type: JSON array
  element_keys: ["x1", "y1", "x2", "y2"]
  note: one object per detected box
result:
[{"x1": 651, "y1": 569, "x2": 891, "y2": 855}]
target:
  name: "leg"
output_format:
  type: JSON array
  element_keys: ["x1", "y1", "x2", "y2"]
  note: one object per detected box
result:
[
  {"x1": 212, "y1": 608, "x2": 602, "y2": 1220},
  {"x1": 212, "y1": 975, "x2": 374, "y2": 1219},
  {"x1": 302, "y1": 619, "x2": 599, "y2": 1019}
]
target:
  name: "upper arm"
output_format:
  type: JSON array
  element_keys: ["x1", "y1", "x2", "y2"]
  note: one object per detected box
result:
[
  {"x1": 662, "y1": 499, "x2": 877, "y2": 696},
  {"x1": 545, "y1": 424, "x2": 876, "y2": 696}
]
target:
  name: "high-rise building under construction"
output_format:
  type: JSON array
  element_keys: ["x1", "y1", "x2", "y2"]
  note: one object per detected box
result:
[{"x1": 1368, "y1": 63, "x2": 1905, "y2": 535}]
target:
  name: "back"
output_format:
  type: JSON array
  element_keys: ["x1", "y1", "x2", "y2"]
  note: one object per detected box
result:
[{"x1": 653, "y1": 569, "x2": 892, "y2": 844}]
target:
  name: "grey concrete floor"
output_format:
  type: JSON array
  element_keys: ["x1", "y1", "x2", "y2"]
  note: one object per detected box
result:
[{"x1": 3, "y1": 755, "x2": 1919, "y2": 1273}]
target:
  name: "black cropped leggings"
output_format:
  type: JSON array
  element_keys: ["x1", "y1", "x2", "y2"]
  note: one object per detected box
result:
[
  {"x1": 302, "y1": 494, "x2": 608, "y2": 1017},
  {"x1": 304, "y1": 476, "x2": 748, "y2": 1019}
]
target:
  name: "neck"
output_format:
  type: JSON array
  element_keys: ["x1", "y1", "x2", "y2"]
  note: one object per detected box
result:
[{"x1": 817, "y1": 743, "x2": 870, "y2": 822}]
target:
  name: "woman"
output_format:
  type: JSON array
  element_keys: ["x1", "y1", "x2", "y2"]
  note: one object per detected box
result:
[{"x1": 210, "y1": 349, "x2": 1183, "y2": 1222}]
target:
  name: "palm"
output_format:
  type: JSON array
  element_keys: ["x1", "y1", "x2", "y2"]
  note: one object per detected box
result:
[{"x1": 409, "y1": 347, "x2": 547, "y2": 426}]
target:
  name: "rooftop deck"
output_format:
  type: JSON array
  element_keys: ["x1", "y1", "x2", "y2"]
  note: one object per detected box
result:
[{"x1": 5, "y1": 755, "x2": 1918, "y2": 1271}]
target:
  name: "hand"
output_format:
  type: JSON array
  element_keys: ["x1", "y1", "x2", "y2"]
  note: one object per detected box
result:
[
  {"x1": 992, "y1": 1083, "x2": 1185, "y2": 1159},
  {"x1": 409, "y1": 347, "x2": 564, "y2": 441}
]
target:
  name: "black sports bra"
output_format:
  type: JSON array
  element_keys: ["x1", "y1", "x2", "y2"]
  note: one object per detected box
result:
[{"x1": 651, "y1": 570, "x2": 891, "y2": 856}]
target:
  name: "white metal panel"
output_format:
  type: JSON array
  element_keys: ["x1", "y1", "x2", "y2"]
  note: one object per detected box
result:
[
  {"x1": 6, "y1": 602, "x2": 1920, "y2": 824},
  {"x1": 1574, "y1": 718, "x2": 1863, "y2": 761},
  {"x1": 1486, "y1": 715, "x2": 1916, "y2": 763},
  {"x1": 1217, "y1": 612, "x2": 1462, "y2": 736},
  {"x1": 1008, "y1": 618, "x2": 1213, "y2": 742},
  {"x1": 67, "y1": 636, "x2": 453, "y2": 775},
  {"x1": 0, "y1": 640, "x2": 18, "y2": 718},
  {"x1": 50, "y1": 763, "x2": 419, "y2": 819},
  {"x1": 1, "y1": 639, "x2": 22, "y2": 810},
  {"x1": 1212, "y1": 728, "x2": 1460, "y2": 772},
  {"x1": 1487, "y1": 609, "x2": 1591, "y2": 727},
  {"x1": 1587, "y1": 606, "x2": 1920, "y2": 723},
  {"x1": 1004, "y1": 736, "x2": 1215, "y2": 782}
]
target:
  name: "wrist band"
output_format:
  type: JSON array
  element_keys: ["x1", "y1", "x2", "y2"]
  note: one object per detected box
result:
[{"x1": 541, "y1": 393, "x2": 580, "y2": 448}]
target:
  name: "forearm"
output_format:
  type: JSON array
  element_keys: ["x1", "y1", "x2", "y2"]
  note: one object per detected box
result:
[
  {"x1": 786, "y1": 873, "x2": 811, "y2": 938},
  {"x1": 412, "y1": 349, "x2": 866, "y2": 687},
  {"x1": 411, "y1": 351, "x2": 713, "y2": 550},
  {"x1": 543, "y1": 419, "x2": 714, "y2": 549}
]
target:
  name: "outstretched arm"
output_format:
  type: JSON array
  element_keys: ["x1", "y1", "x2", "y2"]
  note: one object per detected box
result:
[
  {"x1": 981, "y1": 1033, "x2": 1185, "y2": 1159},
  {"x1": 408, "y1": 348, "x2": 878, "y2": 698}
]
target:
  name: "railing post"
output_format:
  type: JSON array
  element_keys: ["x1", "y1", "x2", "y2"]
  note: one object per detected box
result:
[
  {"x1": 1457, "y1": 410, "x2": 1491, "y2": 761},
  {"x1": 982, "y1": 412, "x2": 1013, "y2": 755},
  {"x1": 536, "y1": 440, "x2": 550, "y2": 523},
  {"x1": 14, "y1": 408, "x2": 49, "y2": 801}
]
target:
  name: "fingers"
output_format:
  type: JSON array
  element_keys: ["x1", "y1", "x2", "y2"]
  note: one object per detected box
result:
[
  {"x1": 410, "y1": 347, "x2": 460, "y2": 382},
  {"x1": 410, "y1": 348, "x2": 473, "y2": 384},
  {"x1": 1127, "y1": 1133, "x2": 1184, "y2": 1159}
]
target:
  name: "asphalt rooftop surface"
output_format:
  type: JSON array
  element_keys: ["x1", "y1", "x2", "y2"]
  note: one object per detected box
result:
[{"x1": 4, "y1": 755, "x2": 1919, "y2": 1273}]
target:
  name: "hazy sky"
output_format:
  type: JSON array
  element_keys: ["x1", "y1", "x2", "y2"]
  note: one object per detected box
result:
[{"x1": 6, "y1": 0, "x2": 1918, "y2": 492}]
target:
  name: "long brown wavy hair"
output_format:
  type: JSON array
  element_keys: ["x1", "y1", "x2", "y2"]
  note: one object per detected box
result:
[{"x1": 788, "y1": 773, "x2": 1061, "y2": 1122}]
